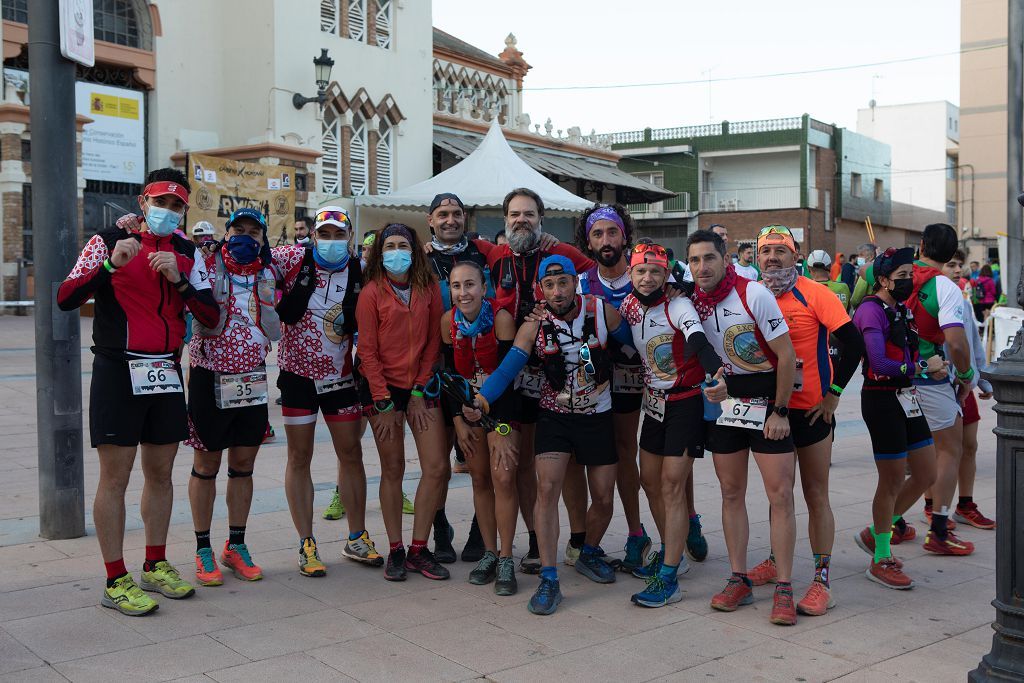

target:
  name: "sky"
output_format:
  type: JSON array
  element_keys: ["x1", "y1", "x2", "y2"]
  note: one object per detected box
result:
[{"x1": 431, "y1": 0, "x2": 963, "y2": 135}]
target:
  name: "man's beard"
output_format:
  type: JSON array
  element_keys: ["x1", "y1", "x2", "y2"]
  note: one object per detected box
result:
[
  {"x1": 596, "y1": 245, "x2": 623, "y2": 268},
  {"x1": 507, "y1": 226, "x2": 540, "y2": 254}
]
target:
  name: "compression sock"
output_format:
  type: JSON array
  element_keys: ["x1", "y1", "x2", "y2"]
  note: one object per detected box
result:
[
  {"x1": 195, "y1": 530, "x2": 212, "y2": 552},
  {"x1": 931, "y1": 507, "x2": 950, "y2": 540},
  {"x1": 143, "y1": 545, "x2": 166, "y2": 572},
  {"x1": 228, "y1": 526, "x2": 246, "y2": 547},
  {"x1": 891, "y1": 515, "x2": 907, "y2": 535},
  {"x1": 813, "y1": 553, "x2": 831, "y2": 587},
  {"x1": 872, "y1": 526, "x2": 892, "y2": 563},
  {"x1": 569, "y1": 531, "x2": 585, "y2": 550},
  {"x1": 105, "y1": 558, "x2": 128, "y2": 587}
]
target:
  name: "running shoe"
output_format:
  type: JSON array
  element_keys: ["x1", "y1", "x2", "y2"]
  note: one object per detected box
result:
[
  {"x1": 406, "y1": 547, "x2": 451, "y2": 580},
  {"x1": 433, "y1": 522, "x2": 457, "y2": 564},
  {"x1": 632, "y1": 549, "x2": 662, "y2": 579},
  {"x1": 710, "y1": 577, "x2": 753, "y2": 612},
  {"x1": 520, "y1": 551, "x2": 541, "y2": 575},
  {"x1": 748, "y1": 557, "x2": 778, "y2": 586},
  {"x1": 342, "y1": 531, "x2": 384, "y2": 567},
  {"x1": 678, "y1": 554, "x2": 691, "y2": 575},
  {"x1": 953, "y1": 502, "x2": 996, "y2": 530},
  {"x1": 563, "y1": 542, "x2": 581, "y2": 567},
  {"x1": 891, "y1": 520, "x2": 917, "y2": 544},
  {"x1": 468, "y1": 550, "x2": 499, "y2": 585},
  {"x1": 461, "y1": 517, "x2": 485, "y2": 563},
  {"x1": 632, "y1": 575, "x2": 681, "y2": 608},
  {"x1": 922, "y1": 505, "x2": 957, "y2": 531},
  {"x1": 221, "y1": 542, "x2": 263, "y2": 581},
  {"x1": 495, "y1": 556, "x2": 518, "y2": 596},
  {"x1": 402, "y1": 492, "x2": 415, "y2": 515},
  {"x1": 527, "y1": 577, "x2": 562, "y2": 616},
  {"x1": 140, "y1": 561, "x2": 195, "y2": 599},
  {"x1": 685, "y1": 514, "x2": 709, "y2": 562},
  {"x1": 866, "y1": 557, "x2": 914, "y2": 589},
  {"x1": 262, "y1": 424, "x2": 275, "y2": 443},
  {"x1": 384, "y1": 547, "x2": 407, "y2": 581},
  {"x1": 194, "y1": 547, "x2": 223, "y2": 587},
  {"x1": 622, "y1": 526, "x2": 652, "y2": 572},
  {"x1": 923, "y1": 530, "x2": 975, "y2": 556},
  {"x1": 101, "y1": 574, "x2": 159, "y2": 616},
  {"x1": 854, "y1": 526, "x2": 876, "y2": 556},
  {"x1": 769, "y1": 584, "x2": 797, "y2": 626},
  {"x1": 575, "y1": 549, "x2": 616, "y2": 584},
  {"x1": 452, "y1": 453, "x2": 470, "y2": 474},
  {"x1": 298, "y1": 537, "x2": 327, "y2": 577},
  {"x1": 323, "y1": 487, "x2": 345, "y2": 520},
  {"x1": 796, "y1": 580, "x2": 834, "y2": 616}
]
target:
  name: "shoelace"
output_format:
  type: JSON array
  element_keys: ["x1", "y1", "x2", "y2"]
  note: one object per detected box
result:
[
  {"x1": 114, "y1": 576, "x2": 145, "y2": 599},
  {"x1": 233, "y1": 544, "x2": 255, "y2": 567},
  {"x1": 643, "y1": 575, "x2": 667, "y2": 595},
  {"x1": 478, "y1": 553, "x2": 498, "y2": 572},
  {"x1": 496, "y1": 559, "x2": 515, "y2": 582},
  {"x1": 303, "y1": 540, "x2": 320, "y2": 560},
  {"x1": 537, "y1": 578, "x2": 559, "y2": 597},
  {"x1": 775, "y1": 587, "x2": 795, "y2": 608},
  {"x1": 198, "y1": 548, "x2": 217, "y2": 572},
  {"x1": 156, "y1": 562, "x2": 182, "y2": 581}
]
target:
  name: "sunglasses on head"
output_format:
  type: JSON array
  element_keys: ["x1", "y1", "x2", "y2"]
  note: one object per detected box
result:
[
  {"x1": 758, "y1": 225, "x2": 792, "y2": 238},
  {"x1": 633, "y1": 243, "x2": 668, "y2": 259},
  {"x1": 316, "y1": 210, "x2": 350, "y2": 225}
]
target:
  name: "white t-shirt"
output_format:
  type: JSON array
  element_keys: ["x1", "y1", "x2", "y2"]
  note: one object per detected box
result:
[
  {"x1": 734, "y1": 263, "x2": 759, "y2": 280},
  {"x1": 699, "y1": 280, "x2": 789, "y2": 376}
]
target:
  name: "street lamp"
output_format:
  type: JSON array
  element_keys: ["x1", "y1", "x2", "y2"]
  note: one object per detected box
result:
[{"x1": 292, "y1": 49, "x2": 335, "y2": 109}]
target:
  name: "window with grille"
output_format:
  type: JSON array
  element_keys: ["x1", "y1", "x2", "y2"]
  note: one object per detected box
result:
[
  {"x1": 320, "y1": 0, "x2": 338, "y2": 33},
  {"x1": 376, "y1": 118, "x2": 393, "y2": 195},
  {"x1": 94, "y1": 0, "x2": 141, "y2": 48},
  {"x1": 374, "y1": 0, "x2": 392, "y2": 48},
  {"x1": 321, "y1": 104, "x2": 342, "y2": 195},
  {"x1": 1, "y1": 0, "x2": 28, "y2": 23},
  {"x1": 347, "y1": 0, "x2": 366, "y2": 42},
  {"x1": 350, "y1": 112, "x2": 368, "y2": 196}
]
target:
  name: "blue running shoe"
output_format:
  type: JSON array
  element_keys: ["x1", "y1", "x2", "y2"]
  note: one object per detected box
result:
[
  {"x1": 686, "y1": 515, "x2": 708, "y2": 562},
  {"x1": 622, "y1": 526, "x2": 652, "y2": 572},
  {"x1": 575, "y1": 548, "x2": 616, "y2": 584},
  {"x1": 632, "y1": 575, "x2": 682, "y2": 608},
  {"x1": 527, "y1": 577, "x2": 563, "y2": 615},
  {"x1": 632, "y1": 549, "x2": 663, "y2": 579}
]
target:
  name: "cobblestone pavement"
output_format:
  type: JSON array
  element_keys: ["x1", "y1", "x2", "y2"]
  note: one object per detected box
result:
[{"x1": 0, "y1": 314, "x2": 998, "y2": 681}]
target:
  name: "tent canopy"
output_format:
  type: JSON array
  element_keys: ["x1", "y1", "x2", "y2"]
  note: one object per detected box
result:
[{"x1": 354, "y1": 122, "x2": 593, "y2": 212}]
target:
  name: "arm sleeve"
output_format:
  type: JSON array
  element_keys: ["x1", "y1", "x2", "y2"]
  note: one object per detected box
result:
[
  {"x1": 57, "y1": 235, "x2": 111, "y2": 310},
  {"x1": 182, "y1": 286, "x2": 219, "y2": 327},
  {"x1": 355, "y1": 283, "x2": 389, "y2": 402},
  {"x1": 862, "y1": 327, "x2": 910, "y2": 378},
  {"x1": 479, "y1": 346, "x2": 529, "y2": 406},
  {"x1": 684, "y1": 331, "x2": 723, "y2": 376},
  {"x1": 415, "y1": 284, "x2": 444, "y2": 386},
  {"x1": 830, "y1": 321, "x2": 864, "y2": 389},
  {"x1": 609, "y1": 318, "x2": 633, "y2": 347}
]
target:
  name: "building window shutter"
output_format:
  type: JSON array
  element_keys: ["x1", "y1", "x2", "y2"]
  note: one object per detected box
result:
[
  {"x1": 321, "y1": 105, "x2": 342, "y2": 195},
  {"x1": 350, "y1": 112, "x2": 368, "y2": 196},
  {"x1": 320, "y1": 0, "x2": 338, "y2": 33},
  {"x1": 347, "y1": 0, "x2": 366, "y2": 42},
  {"x1": 374, "y1": 0, "x2": 392, "y2": 48},
  {"x1": 376, "y1": 119, "x2": 393, "y2": 195}
]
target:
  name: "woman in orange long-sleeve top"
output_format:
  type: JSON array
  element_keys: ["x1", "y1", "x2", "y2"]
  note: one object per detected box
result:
[{"x1": 355, "y1": 223, "x2": 449, "y2": 582}]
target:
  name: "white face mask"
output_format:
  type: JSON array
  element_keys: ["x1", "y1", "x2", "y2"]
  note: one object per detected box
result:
[{"x1": 856, "y1": 257, "x2": 866, "y2": 267}]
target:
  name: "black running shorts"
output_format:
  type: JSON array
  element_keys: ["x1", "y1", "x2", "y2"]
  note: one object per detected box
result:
[
  {"x1": 534, "y1": 409, "x2": 618, "y2": 466},
  {"x1": 89, "y1": 353, "x2": 187, "y2": 447},
  {"x1": 639, "y1": 394, "x2": 706, "y2": 458},
  {"x1": 187, "y1": 366, "x2": 268, "y2": 452}
]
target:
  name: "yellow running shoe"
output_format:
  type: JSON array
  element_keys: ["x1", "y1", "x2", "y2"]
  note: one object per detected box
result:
[
  {"x1": 299, "y1": 537, "x2": 327, "y2": 577},
  {"x1": 402, "y1": 491, "x2": 415, "y2": 515},
  {"x1": 323, "y1": 487, "x2": 345, "y2": 520},
  {"x1": 101, "y1": 574, "x2": 159, "y2": 616},
  {"x1": 140, "y1": 561, "x2": 196, "y2": 599}
]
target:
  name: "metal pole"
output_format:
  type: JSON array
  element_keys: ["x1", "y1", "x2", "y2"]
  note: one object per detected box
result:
[
  {"x1": 28, "y1": 0, "x2": 85, "y2": 539},
  {"x1": 1007, "y1": 0, "x2": 1024, "y2": 304}
]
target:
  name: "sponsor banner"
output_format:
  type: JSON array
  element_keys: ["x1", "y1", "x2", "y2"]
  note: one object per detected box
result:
[{"x1": 187, "y1": 153, "x2": 295, "y2": 237}]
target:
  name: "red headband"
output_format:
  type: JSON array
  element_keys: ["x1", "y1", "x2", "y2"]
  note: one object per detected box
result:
[{"x1": 144, "y1": 181, "x2": 189, "y2": 205}]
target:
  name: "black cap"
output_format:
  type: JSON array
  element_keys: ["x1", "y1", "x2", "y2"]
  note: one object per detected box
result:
[
  {"x1": 873, "y1": 247, "x2": 915, "y2": 278},
  {"x1": 429, "y1": 193, "x2": 465, "y2": 213}
]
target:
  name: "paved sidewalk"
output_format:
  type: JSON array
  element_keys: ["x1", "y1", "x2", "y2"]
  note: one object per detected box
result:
[{"x1": 0, "y1": 313, "x2": 999, "y2": 681}]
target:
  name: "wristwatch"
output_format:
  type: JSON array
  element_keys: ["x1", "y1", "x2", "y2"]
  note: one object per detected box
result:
[
  {"x1": 772, "y1": 405, "x2": 790, "y2": 418},
  {"x1": 374, "y1": 398, "x2": 394, "y2": 413}
]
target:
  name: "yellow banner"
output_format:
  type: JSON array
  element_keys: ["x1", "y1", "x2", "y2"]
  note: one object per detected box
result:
[{"x1": 187, "y1": 153, "x2": 295, "y2": 239}]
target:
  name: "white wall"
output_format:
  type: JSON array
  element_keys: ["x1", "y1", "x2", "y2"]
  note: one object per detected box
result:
[{"x1": 856, "y1": 101, "x2": 956, "y2": 213}]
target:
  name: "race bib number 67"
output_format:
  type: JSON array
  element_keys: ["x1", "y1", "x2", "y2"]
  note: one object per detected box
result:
[{"x1": 716, "y1": 397, "x2": 768, "y2": 431}]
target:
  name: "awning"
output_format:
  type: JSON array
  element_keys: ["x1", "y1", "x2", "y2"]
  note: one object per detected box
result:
[{"x1": 433, "y1": 130, "x2": 674, "y2": 204}]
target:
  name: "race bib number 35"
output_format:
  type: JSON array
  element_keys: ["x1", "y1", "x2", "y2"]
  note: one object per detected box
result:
[
  {"x1": 217, "y1": 370, "x2": 269, "y2": 409},
  {"x1": 128, "y1": 359, "x2": 182, "y2": 396},
  {"x1": 716, "y1": 397, "x2": 768, "y2": 431}
]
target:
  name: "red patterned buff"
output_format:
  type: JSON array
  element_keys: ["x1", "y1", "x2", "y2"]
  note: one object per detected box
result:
[
  {"x1": 144, "y1": 181, "x2": 189, "y2": 205},
  {"x1": 692, "y1": 263, "x2": 737, "y2": 321},
  {"x1": 221, "y1": 245, "x2": 263, "y2": 276}
]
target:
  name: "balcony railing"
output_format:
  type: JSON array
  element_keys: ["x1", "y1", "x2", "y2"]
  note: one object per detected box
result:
[
  {"x1": 627, "y1": 193, "x2": 691, "y2": 215},
  {"x1": 608, "y1": 116, "x2": 805, "y2": 145},
  {"x1": 699, "y1": 186, "x2": 801, "y2": 212}
]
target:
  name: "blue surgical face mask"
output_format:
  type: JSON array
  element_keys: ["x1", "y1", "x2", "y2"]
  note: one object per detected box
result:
[
  {"x1": 316, "y1": 239, "x2": 349, "y2": 264},
  {"x1": 226, "y1": 234, "x2": 261, "y2": 264},
  {"x1": 145, "y1": 206, "x2": 183, "y2": 236},
  {"x1": 383, "y1": 249, "x2": 412, "y2": 275}
]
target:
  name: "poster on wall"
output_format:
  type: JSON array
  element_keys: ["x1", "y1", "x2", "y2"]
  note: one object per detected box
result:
[
  {"x1": 187, "y1": 153, "x2": 295, "y2": 238},
  {"x1": 74, "y1": 82, "x2": 145, "y2": 184}
]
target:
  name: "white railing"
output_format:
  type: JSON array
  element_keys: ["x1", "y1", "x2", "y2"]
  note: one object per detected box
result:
[
  {"x1": 627, "y1": 193, "x2": 691, "y2": 215},
  {"x1": 728, "y1": 117, "x2": 801, "y2": 134},
  {"x1": 699, "y1": 186, "x2": 801, "y2": 212},
  {"x1": 651, "y1": 123, "x2": 722, "y2": 141},
  {"x1": 607, "y1": 116, "x2": 804, "y2": 145},
  {"x1": 608, "y1": 130, "x2": 644, "y2": 144}
]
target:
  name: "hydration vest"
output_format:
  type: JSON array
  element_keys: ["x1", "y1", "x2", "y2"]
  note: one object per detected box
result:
[
  {"x1": 195, "y1": 251, "x2": 281, "y2": 342},
  {"x1": 539, "y1": 295, "x2": 611, "y2": 391},
  {"x1": 450, "y1": 298, "x2": 500, "y2": 379}
]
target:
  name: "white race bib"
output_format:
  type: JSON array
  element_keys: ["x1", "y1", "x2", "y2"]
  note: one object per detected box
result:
[
  {"x1": 128, "y1": 359, "x2": 182, "y2": 396},
  {"x1": 793, "y1": 358, "x2": 804, "y2": 393},
  {"x1": 516, "y1": 366, "x2": 544, "y2": 398},
  {"x1": 613, "y1": 365, "x2": 645, "y2": 394},
  {"x1": 314, "y1": 376, "x2": 355, "y2": 395},
  {"x1": 897, "y1": 387, "x2": 922, "y2": 419},
  {"x1": 643, "y1": 387, "x2": 667, "y2": 422},
  {"x1": 716, "y1": 397, "x2": 769, "y2": 431},
  {"x1": 565, "y1": 385, "x2": 600, "y2": 413},
  {"x1": 216, "y1": 370, "x2": 268, "y2": 409}
]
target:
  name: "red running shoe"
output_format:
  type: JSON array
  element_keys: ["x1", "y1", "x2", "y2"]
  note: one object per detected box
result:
[
  {"x1": 866, "y1": 558, "x2": 914, "y2": 590},
  {"x1": 953, "y1": 503, "x2": 995, "y2": 530},
  {"x1": 923, "y1": 531, "x2": 974, "y2": 556},
  {"x1": 748, "y1": 557, "x2": 778, "y2": 586},
  {"x1": 405, "y1": 547, "x2": 451, "y2": 580},
  {"x1": 890, "y1": 521, "x2": 917, "y2": 544},
  {"x1": 853, "y1": 527, "x2": 903, "y2": 567},
  {"x1": 922, "y1": 505, "x2": 956, "y2": 531},
  {"x1": 796, "y1": 580, "x2": 834, "y2": 616},
  {"x1": 710, "y1": 577, "x2": 753, "y2": 612},
  {"x1": 769, "y1": 584, "x2": 797, "y2": 625}
]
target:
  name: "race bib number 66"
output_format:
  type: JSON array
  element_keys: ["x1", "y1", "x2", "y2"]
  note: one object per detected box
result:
[{"x1": 128, "y1": 359, "x2": 182, "y2": 396}]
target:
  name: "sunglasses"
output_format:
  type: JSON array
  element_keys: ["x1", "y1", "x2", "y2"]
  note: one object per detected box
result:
[
  {"x1": 758, "y1": 224, "x2": 793, "y2": 238},
  {"x1": 316, "y1": 210, "x2": 350, "y2": 225},
  {"x1": 633, "y1": 243, "x2": 668, "y2": 258},
  {"x1": 579, "y1": 344, "x2": 595, "y2": 376}
]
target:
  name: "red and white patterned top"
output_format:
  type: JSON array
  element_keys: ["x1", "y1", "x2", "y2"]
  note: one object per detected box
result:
[
  {"x1": 188, "y1": 253, "x2": 275, "y2": 374},
  {"x1": 533, "y1": 295, "x2": 612, "y2": 415},
  {"x1": 272, "y1": 244, "x2": 356, "y2": 382}
]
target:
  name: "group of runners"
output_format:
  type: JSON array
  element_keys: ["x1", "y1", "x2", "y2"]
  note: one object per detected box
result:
[{"x1": 61, "y1": 168, "x2": 993, "y2": 624}]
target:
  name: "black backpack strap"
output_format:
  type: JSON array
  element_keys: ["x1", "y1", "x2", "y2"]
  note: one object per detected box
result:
[{"x1": 276, "y1": 247, "x2": 317, "y2": 325}]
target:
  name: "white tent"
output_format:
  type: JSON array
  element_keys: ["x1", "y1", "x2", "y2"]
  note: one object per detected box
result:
[{"x1": 354, "y1": 121, "x2": 593, "y2": 212}]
